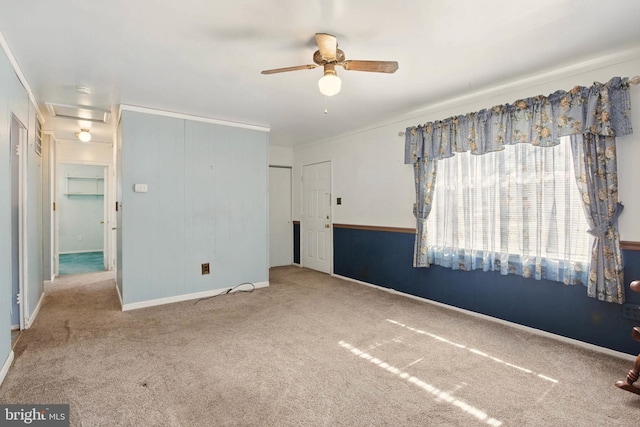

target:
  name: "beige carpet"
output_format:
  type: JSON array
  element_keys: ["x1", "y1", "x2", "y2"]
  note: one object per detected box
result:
[{"x1": 1, "y1": 266, "x2": 640, "y2": 426}]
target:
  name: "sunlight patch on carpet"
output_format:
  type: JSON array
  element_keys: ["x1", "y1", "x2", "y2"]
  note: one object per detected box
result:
[
  {"x1": 339, "y1": 340, "x2": 502, "y2": 427},
  {"x1": 386, "y1": 319, "x2": 558, "y2": 384}
]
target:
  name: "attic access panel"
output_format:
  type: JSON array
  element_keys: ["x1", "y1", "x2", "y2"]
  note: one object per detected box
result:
[{"x1": 45, "y1": 102, "x2": 110, "y2": 123}]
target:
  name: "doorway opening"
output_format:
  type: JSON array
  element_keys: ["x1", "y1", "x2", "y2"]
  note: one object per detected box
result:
[
  {"x1": 56, "y1": 163, "x2": 109, "y2": 276},
  {"x1": 269, "y1": 166, "x2": 292, "y2": 267}
]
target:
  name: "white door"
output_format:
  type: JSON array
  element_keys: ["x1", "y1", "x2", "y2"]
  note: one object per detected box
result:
[
  {"x1": 269, "y1": 166, "x2": 292, "y2": 267},
  {"x1": 49, "y1": 135, "x2": 58, "y2": 281},
  {"x1": 302, "y1": 161, "x2": 331, "y2": 273}
]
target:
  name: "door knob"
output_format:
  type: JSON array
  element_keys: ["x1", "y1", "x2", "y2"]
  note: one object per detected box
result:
[
  {"x1": 325, "y1": 224, "x2": 330, "y2": 228},
  {"x1": 100, "y1": 221, "x2": 105, "y2": 224}
]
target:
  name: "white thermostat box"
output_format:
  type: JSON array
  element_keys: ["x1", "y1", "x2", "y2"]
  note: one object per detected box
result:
[{"x1": 134, "y1": 184, "x2": 148, "y2": 193}]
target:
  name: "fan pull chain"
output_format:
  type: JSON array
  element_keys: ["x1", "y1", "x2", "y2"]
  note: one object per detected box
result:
[{"x1": 324, "y1": 96, "x2": 328, "y2": 114}]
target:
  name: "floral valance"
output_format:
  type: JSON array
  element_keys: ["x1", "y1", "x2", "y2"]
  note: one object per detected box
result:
[{"x1": 404, "y1": 76, "x2": 633, "y2": 164}]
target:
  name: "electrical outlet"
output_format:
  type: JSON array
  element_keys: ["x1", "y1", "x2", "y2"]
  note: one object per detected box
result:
[
  {"x1": 77, "y1": 234, "x2": 82, "y2": 241},
  {"x1": 201, "y1": 263, "x2": 210, "y2": 275},
  {"x1": 622, "y1": 304, "x2": 640, "y2": 321}
]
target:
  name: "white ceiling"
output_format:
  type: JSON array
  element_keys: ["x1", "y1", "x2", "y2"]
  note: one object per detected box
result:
[{"x1": 1, "y1": 0, "x2": 639, "y2": 147}]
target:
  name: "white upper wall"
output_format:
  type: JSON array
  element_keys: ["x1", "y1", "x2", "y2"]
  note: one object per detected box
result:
[
  {"x1": 269, "y1": 145, "x2": 293, "y2": 167},
  {"x1": 57, "y1": 140, "x2": 113, "y2": 165},
  {"x1": 293, "y1": 55, "x2": 640, "y2": 241}
]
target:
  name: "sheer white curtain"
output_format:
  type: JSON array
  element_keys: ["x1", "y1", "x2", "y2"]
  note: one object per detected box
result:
[{"x1": 426, "y1": 137, "x2": 591, "y2": 284}]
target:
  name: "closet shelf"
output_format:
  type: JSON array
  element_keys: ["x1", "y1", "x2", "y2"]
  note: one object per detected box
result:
[
  {"x1": 65, "y1": 176, "x2": 104, "y2": 180},
  {"x1": 65, "y1": 176, "x2": 104, "y2": 196}
]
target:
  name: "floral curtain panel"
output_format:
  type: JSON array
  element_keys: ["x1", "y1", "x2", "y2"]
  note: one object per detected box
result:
[
  {"x1": 404, "y1": 77, "x2": 633, "y2": 303},
  {"x1": 412, "y1": 157, "x2": 437, "y2": 267},
  {"x1": 570, "y1": 133, "x2": 625, "y2": 303}
]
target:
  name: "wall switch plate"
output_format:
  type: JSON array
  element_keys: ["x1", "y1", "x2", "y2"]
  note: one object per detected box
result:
[
  {"x1": 201, "y1": 263, "x2": 210, "y2": 275},
  {"x1": 134, "y1": 184, "x2": 148, "y2": 193}
]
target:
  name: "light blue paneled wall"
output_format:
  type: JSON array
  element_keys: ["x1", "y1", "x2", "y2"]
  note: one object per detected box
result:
[
  {"x1": 0, "y1": 36, "x2": 13, "y2": 371},
  {"x1": 119, "y1": 110, "x2": 268, "y2": 305},
  {"x1": 184, "y1": 121, "x2": 268, "y2": 288},
  {"x1": 120, "y1": 112, "x2": 186, "y2": 303},
  {"x1": 0, "y1": 43, "x2": 43, "y2": 377}
]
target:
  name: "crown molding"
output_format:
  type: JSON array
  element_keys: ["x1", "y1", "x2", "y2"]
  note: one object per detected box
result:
[{"x1": 120, "y1": 104, "x2": 270, "y2": 133}]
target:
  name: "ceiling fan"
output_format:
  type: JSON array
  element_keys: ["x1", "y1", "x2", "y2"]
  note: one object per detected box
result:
[{"x1": 261, "y1": 33, "x2": 399, "y2": 96}]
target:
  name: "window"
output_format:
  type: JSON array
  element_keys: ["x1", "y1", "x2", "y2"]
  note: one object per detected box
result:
[{"x1": 426, "y1": 137, "x2": 591, "y2": 283}]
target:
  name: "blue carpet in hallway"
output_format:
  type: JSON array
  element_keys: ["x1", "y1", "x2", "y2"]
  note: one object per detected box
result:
[{"x1": 59, "y1": 252, "x2": 105, "y2": 275}]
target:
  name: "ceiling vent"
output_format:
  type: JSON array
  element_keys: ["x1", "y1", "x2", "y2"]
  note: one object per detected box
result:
[{"x1": 45, "y1": 102, "x2": 110, "y2": 123}]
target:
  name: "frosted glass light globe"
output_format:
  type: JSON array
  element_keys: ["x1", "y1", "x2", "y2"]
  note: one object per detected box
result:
[{"x1": 318, "y1": 74, "x2": 341, "y2": 96}]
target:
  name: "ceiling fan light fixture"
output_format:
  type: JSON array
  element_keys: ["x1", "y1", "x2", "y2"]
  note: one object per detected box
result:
[
  {"x1": 77, "y1": 128, "x2": 91, "y2": 142},
  {"x1": 261, "y1": 33, "x2": 397, "y2": 97},
  {"x1": 318, "y1": 72, "x2": 341, "y2": 97}
]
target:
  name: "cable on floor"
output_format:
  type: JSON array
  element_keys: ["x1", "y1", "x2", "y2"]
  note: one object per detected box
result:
[{"x1": 193, "y1": 282, "x2": 255, "y2": 305}]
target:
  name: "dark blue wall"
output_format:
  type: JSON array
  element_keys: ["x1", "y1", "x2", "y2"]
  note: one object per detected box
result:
[
  {"x1": 333, "y1": 226, "x2": 640, "y2": 355},
  {"x1": 293, "y1": 222, "x2": 300, "y2": 264}
]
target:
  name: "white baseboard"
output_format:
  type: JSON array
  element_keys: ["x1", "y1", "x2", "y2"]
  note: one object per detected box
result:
[
  {"x1": 121, "y1": 281, "x2": 269, "y2": 311},
  {"x1": 333, "y1": 273, "x2": 637, "y2": 361},
  {"x1": 0, "y1": 351, "x2": 14, "y2": 387},
  {"x1": 25, "y1": 292, "x2": 45, "y2": 329},
  {"x1": 10, "y1": 325, "x2": 19, "y2": 331}
]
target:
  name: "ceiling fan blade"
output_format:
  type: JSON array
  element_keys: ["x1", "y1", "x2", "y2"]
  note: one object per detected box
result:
[
  {"x1": 315, "y1": 33, "x2": 337, "y2": 61},
  {"x1": 341, "y1": 60, "x2": 399, "y2": 73},
  {"x1": 261, "y1": 64, "x2": 318, "y2": 74}
]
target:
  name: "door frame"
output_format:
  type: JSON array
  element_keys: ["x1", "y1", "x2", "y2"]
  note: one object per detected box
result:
[
  {"x1": 10, "y1": 115, "x2": 28, "y2": 330},
  {"x1": 300, "y1": 160, "x2": 333, "y2": 274},
  {"x1": 54, "y1": 160, "x2": 113, "y2": 275},
  {"x1": 269, "y1": 165, "x2": 293, "y2": 267},
  {"x1": 43, "y1": 132, "x2": 57, "y2": 282}
]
